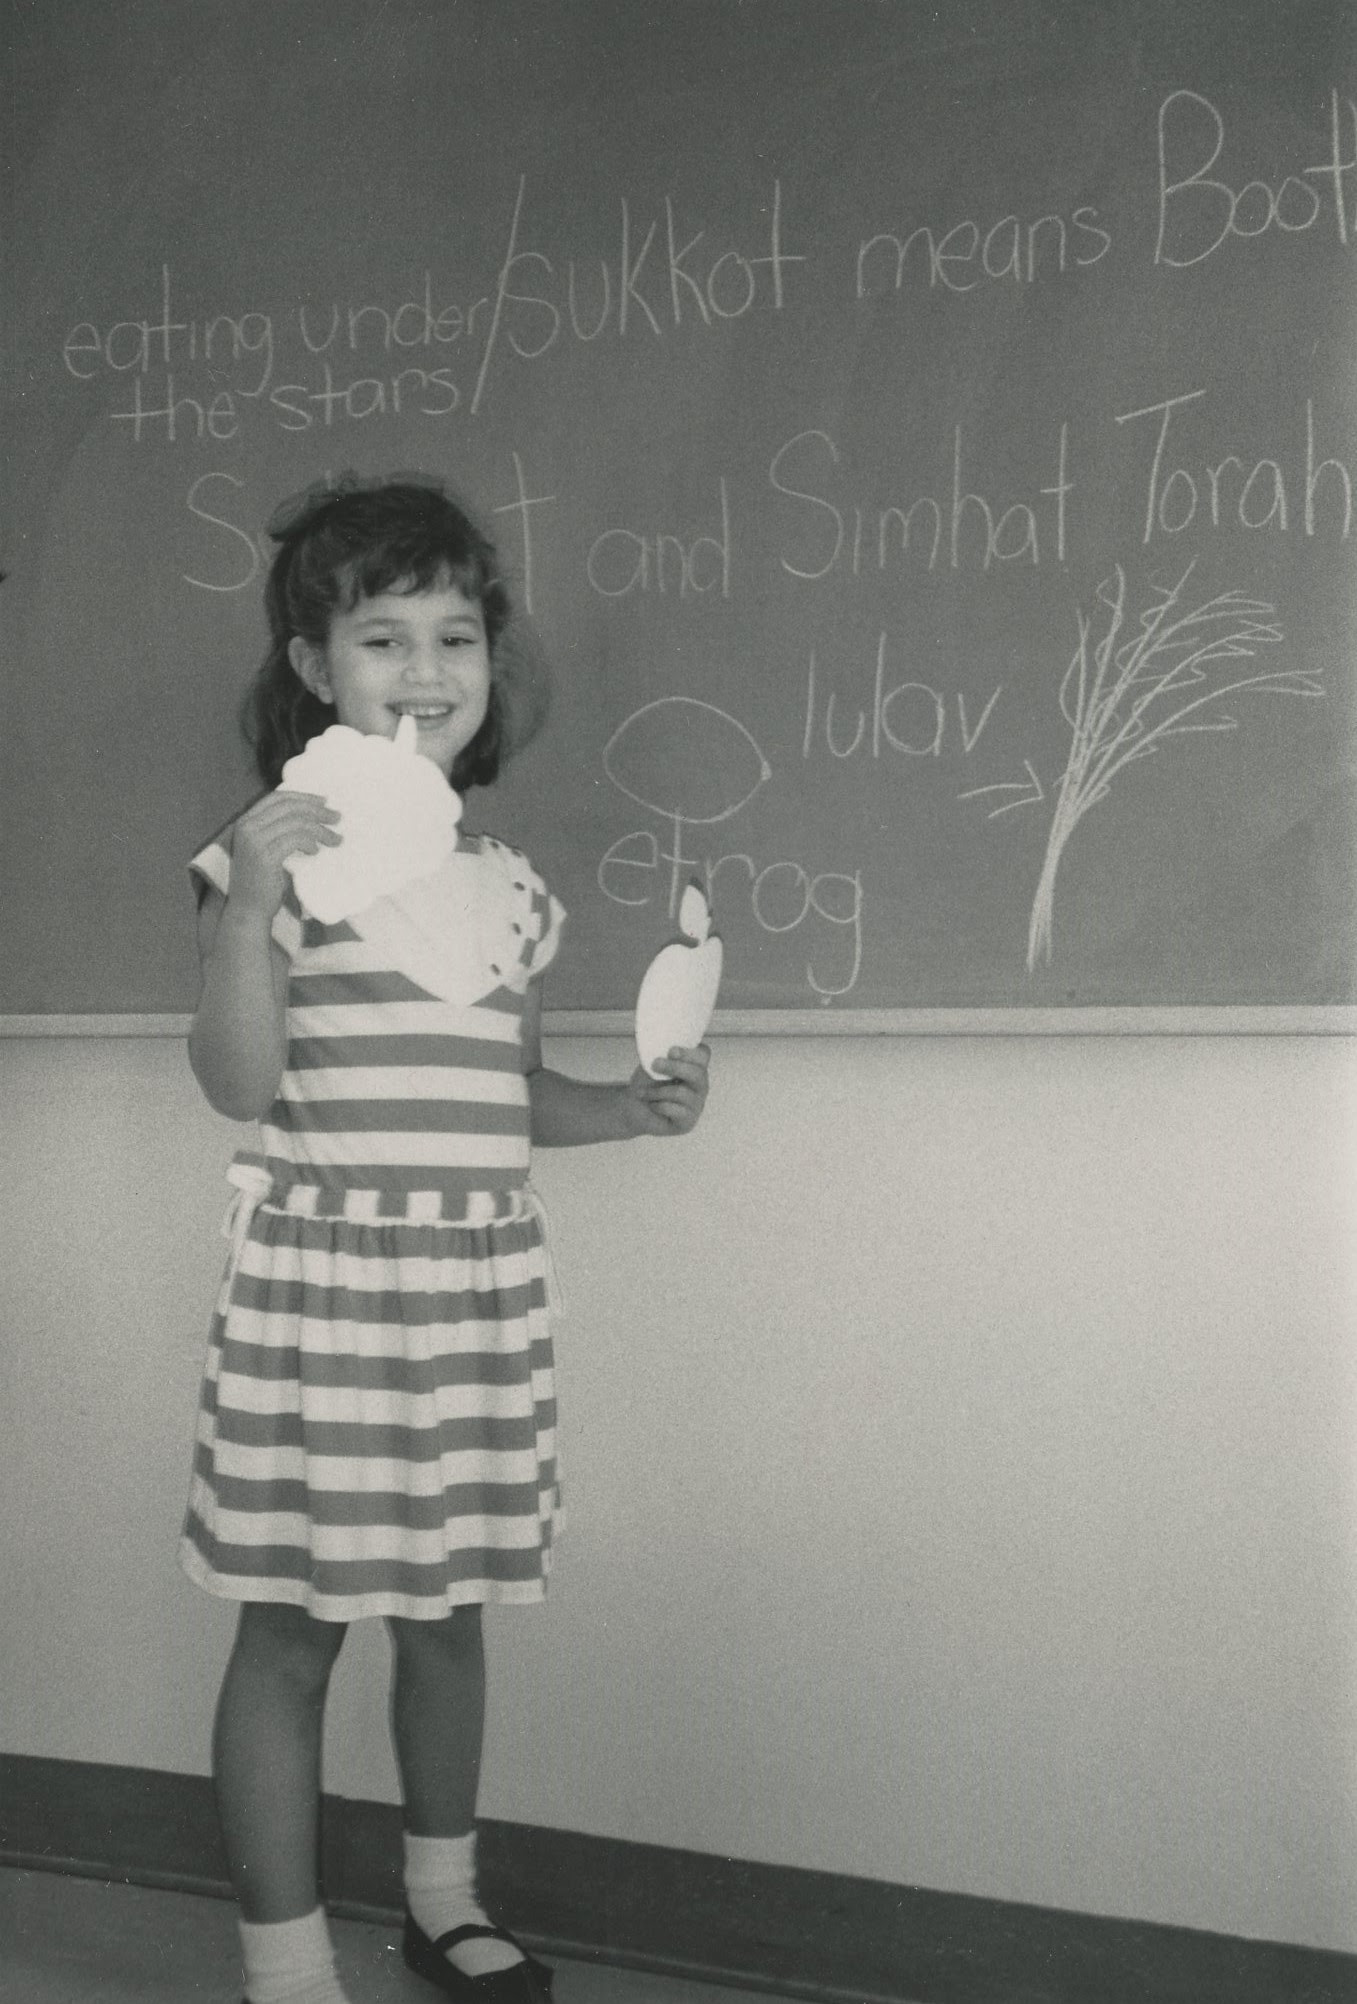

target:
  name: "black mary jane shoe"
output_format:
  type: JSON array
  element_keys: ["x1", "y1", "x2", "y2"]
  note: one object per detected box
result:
[{"x1": 402, "y1": 1912, "x2": 554, "y2": 2003}]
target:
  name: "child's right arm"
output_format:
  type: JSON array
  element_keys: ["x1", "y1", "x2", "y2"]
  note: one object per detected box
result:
[{"x1": 188, "y1": 791, "x2": 338, "y2": 1119}]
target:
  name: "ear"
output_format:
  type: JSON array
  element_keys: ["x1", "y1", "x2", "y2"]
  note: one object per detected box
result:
[{"x1": 288, "y1": 634, "x2": 333, "y2": 704}]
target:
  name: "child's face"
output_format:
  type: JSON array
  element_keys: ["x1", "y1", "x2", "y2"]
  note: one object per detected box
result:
[{"x1": 289, "y1": 575, "x2": 491, "y2": 780}]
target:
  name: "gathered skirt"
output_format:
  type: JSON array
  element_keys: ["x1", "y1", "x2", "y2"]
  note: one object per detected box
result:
[{"x1": 180, "y1": 1185, "x2": 562, "y2": 1622}]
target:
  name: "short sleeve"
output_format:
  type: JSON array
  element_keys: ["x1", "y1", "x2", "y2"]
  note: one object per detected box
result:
[
  {"x1": 511, "y1": 847, "x2": 566, "y2": 981},
  {"x1": 188, "y1": 838, "x2": 231, "y2": 907},
  {"x1": 528, "y1": 880, "x2": 567, "y2": 980},
  {"x1": 188, "y1": 821, "x2": 304, "y2": 960}
]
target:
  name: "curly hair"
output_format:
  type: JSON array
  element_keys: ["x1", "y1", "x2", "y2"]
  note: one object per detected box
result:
[{"x1": 241, "y1": 473, "x2": 550, "y2": 789}]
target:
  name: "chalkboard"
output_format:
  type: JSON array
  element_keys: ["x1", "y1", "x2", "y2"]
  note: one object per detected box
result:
[{"x1": 3, "y1": 0, "x2": 1355, "y2": 1017}]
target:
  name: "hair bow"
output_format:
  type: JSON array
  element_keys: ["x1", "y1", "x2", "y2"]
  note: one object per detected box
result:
[{"x1": 265, "y1": 469, "x2": 450, "y2": 541}]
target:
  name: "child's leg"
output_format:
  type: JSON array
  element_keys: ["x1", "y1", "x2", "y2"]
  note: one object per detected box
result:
[
  {"x1": 388, "y1": 1606, "x2": 485, "y2": 1836},
  {"x1": 214, "y1": 1600, "x2": 347, "y2": 1917},
  {"x1": 214, "y1": 1601, "x2": 351, "y2": 2003},
  {"x1": 389, "y1": 1609, "x2": 545, "y2": 1987}
]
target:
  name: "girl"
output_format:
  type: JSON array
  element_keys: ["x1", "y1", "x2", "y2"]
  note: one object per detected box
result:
[{"x1": 182, "y1": 475, "x2": 710, "y2": 2004}]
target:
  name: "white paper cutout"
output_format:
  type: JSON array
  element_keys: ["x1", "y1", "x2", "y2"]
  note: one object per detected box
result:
[
  {"x1": 346, "y1": 850, "x2": 513, "y2": 1007},
  {"x1": 635, "y1": 880, "x2": 723, "y2": 1076},
  {"x1": 279, "y1": 715, "x2": 462, "y2": 922}
]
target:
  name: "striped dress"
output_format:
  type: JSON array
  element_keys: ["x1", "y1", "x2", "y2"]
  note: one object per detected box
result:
[{"x1": 179, "y1": 825, "x2": 566, "y2": 1622}]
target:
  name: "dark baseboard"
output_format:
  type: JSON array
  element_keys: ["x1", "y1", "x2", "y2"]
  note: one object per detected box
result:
[{"x1": 2, "y1": 1754, "x2": 1354, "y2": 2004}]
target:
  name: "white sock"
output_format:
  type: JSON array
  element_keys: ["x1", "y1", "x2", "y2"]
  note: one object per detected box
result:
[
  {"x1": 404, "y1": 1829, "x2": 524, "y2": 1977},
  {"x1": 239, "y1": 1907, "x2": 351, "y2": 2004}
]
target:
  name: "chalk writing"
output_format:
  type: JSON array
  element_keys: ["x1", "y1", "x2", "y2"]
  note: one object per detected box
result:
[
  {"x1": 66, "y1": 266, "x2": 492, "y2": 443},
  {"x1": 599, "y1": 697, "x2": 861, "y2": 1000},
  {"x1": 801, "y1": 636, "x2": 1004, "y2": 765},
  {"x1": 472, "y1": 176, "x2": 805, "y2": 412},
  {"x1": 490, "y1": 451, "x2": 556, "y2": 617},
  {"x1": 40, "y1": 51, "x2": 1356, "y2": 1014},
  {"x1": 1156, "y1": 88, "x2": 1357, "y2": 267},
  {"x1": 295, "y1": 276, "x2": 488, "y2": 355},
  {"x1": 769, "y1": 424, "x2": 1073, "y2": 578},
  {"x1": 179, "y1": 453, "x2": 555, "y2": 607},
  {"x1": 586, "y1": 481, "x2": 732, "y2": 599},
  {"x1": 1115, "y1": 392, "x2": 1354, "y2": 544},
  {"x1": 108, "y1": 376, "x2": 244, "y2": 444},
  {"x1": 858, "y1": 204, "x2": 1110, "y2": 297},
  {"x1": 265, "y1": 364, "x2": 462, "y2": 430},
  {"x1": 183, "y1": 473, "x2": 267, "y2": 592},
  {"x1": 111, "y1": 364, "x2": 463, "y2": 440},
  {"x1": 62, "y1": 266, "x2": 275, "y2": 392}
]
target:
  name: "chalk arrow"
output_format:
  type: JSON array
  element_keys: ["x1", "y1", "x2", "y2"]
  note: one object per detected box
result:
[{"x1": 957, "y1": 760, "x2": 1045, "y2": 820}]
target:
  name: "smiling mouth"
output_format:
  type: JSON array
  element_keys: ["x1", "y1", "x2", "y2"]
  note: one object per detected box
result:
[{"x1": 392, "y1": 704, "x2": 454, "y2": 722}]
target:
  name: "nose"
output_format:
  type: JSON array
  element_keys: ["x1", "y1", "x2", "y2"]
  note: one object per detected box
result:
[{"x1": 404, "y1": 641, "x2": 444, "y2": 685}]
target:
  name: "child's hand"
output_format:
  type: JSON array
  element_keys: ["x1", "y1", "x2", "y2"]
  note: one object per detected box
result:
[
  {"x1": 228, "y1": 791, "x2": 341, "y2": 921},
  {"x1": 623, "y1": 1045, "x2": 711, "y2": 1137}
]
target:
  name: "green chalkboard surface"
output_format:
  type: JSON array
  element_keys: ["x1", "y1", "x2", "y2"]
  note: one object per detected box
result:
[{"x1": 3, "y1": 0, "x2": 1354, "y2": 1015}]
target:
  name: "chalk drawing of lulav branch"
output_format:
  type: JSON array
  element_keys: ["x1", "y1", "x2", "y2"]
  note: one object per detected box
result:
[{"x1": 1026, "y1": 562, "x2": 1322, "y2": 973}]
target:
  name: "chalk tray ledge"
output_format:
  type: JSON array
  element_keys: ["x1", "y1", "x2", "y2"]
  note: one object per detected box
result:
[{"x1": 3, "y1": 1008, "x2": 1355, "y2": 1039}]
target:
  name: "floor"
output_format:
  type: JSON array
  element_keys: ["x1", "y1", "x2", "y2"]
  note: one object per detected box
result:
[{"x1": 1, "y1": 1869, "x2": 803, "y2": 2004}]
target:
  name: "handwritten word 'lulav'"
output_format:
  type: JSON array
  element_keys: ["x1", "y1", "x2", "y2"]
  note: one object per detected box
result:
[{"x1": 802, "y1": 637, "x2": 1004, "y2": 766}]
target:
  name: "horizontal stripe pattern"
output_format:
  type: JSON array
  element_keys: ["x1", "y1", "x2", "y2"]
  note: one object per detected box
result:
[
  {"x1": 191, "y1": 828, "x2": 562, "y2": 1207},
  {"x1": 280, "y1": 1060, "x2": 525, "y2": 1099},
  {"x1": 281, "y1": 1098, "x2": 528, "y2": 1136},
  {"x1": 225, "y1": 1268, "x2": 547, "y2": 1337},
  {"x1": 267, "y1": 1132, "x2": 528, "y2": 1168},
  {"x1": 199, "y1": 1475, "x2": 549, "y2": 1529},
  {"x1": 182, "y1": 1202, "x2": 562, "y2": 1618},
  {"x1": 200, "y1": 1405, "x2": 541, "y2": 1461},
  {"x1": 264, "y1": 1166, "x2": 534, "y2": 1218},
  {"x1": 287, "y1": 1000, "x2": 523, "y2": 1042},
  {"x1": 181, "y1": 823, "x2": 565, "y2": 1619},
  {"x1": 180, "y1": 1534, "x2": 554, "y2": 1606}
]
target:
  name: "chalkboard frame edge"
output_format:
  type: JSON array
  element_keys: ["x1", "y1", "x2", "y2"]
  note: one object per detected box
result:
[{"x1": 4, "y1": 1009, "x2": 1355, "y2": 1040}]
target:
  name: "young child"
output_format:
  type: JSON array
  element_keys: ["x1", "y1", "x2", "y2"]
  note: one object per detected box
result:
[{"x1": 182, "y1": 475, "x2": 710, "y2": 2004}]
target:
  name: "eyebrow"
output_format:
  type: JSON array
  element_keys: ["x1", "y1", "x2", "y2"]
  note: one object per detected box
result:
[{"x1": 349, "y1": 607, "x2": 484, "y2": 630}]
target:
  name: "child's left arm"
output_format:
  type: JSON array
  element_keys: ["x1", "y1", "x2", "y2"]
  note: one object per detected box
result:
[{"x1": 523, "y1": 981, "x2": 710, "y2": 1144}]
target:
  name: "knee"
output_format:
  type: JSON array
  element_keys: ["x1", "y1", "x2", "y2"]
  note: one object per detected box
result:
[
  {"x1": 388, "y1": 1605, "x2": 482, "y2": 1673},
  {"x1": 233, "y1": 1602, "x2": 347, "y2": 1698}
]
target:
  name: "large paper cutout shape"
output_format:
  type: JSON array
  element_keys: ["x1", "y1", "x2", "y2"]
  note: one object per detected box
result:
[
  {"x1": 347, "y1": 852, "x2": 508, "y2": 1008},
  {"x1": 279, "y1": 715, "x2": 462, "y2": 921},
  {"x1": 635, "y1": 881, "x2": 723, "y2": 1076}
]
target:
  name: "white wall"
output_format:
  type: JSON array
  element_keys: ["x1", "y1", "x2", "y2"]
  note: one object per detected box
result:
[{"x1": 2, "y1": 1031, "x2": 1354, "y2": 1954}]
